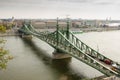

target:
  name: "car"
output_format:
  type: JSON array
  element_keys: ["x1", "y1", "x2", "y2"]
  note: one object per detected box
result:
[{"x1": 111, "y1": 63, "x2": 120, "y2": 70}]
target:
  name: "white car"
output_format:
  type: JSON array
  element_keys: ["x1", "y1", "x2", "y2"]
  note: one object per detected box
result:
[{"x1": 112, "y1": 63, "x2": 120, "y2": 70}]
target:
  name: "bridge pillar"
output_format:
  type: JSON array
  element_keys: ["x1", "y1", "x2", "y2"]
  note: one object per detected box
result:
[
  {"x1": 21, "y1": 34, "x2": 32, "y2": 40},
  {"x1": 52, "y1": 50, "x2": 72, "y2": 59}
]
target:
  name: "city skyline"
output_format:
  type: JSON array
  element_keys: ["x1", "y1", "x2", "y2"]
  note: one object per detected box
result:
[{"x1": 0, "y1": 0, "x2": 120, "y2": 20}]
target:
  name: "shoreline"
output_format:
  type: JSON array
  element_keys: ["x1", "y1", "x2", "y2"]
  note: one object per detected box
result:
[
  {"x1": 0, "y1": 27, "x2": 120, "y2": 36},
  {"x1": 0, "y1": 29, "x2": 20, "y2": 37},
  {"x1": 71, "y1": 27, "x2": 120, "y2": 32}
]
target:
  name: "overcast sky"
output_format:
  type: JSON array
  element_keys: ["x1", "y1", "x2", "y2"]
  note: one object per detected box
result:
[{"x1": 0, "y1": 0, "x2": 120, "y2": 19}]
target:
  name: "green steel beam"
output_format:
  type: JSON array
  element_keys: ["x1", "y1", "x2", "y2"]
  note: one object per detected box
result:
[
  {"x1": 19, "y1": 23, "x2": 120, "y2": 77},
  {"x1": 66, "y1": 18, "x2": 70, "y2": 39},
  {"x1": 56, "y1": 17, "x2": 59, "y2": 46}
]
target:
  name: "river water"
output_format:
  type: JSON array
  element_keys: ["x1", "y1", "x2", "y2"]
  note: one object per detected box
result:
[{"x1": 0, "y1": 30, "x2": 120, "y2": 80}]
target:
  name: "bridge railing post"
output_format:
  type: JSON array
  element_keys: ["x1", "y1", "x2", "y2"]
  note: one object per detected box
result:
[{"x1": 56, "y1": 17, "x2": 59, "y2": 46}]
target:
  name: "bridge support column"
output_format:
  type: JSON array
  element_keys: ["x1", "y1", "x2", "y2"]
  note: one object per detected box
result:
[
  {"x1": 52, "y1": 50, "x2": 72, "y2": 59},
  {"x1": 21, "y1": 34, "x2": 32, "y2": 39}
]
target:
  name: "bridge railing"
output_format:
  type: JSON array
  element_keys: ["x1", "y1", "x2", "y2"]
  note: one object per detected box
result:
[
  {"x1": 44, "y1": 31, "x2": 119, "y2": 76},
  {"x1": 67, "y1": 31, "x2": 120, "y2": 67}
]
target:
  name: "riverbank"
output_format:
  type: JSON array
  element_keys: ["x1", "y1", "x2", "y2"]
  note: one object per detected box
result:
[
  {"x1": 0, "y1": 29, "x2": 20, "y2": 37},
  {"x1": 0, "y1": 27, "x2": 120, "y2": 36},
  {"x1": 37, "y1": 27, "x2": 120, "y2": 32},
  {"x1": 71, "y1": 27, "x2": 120, "y2": 32}
]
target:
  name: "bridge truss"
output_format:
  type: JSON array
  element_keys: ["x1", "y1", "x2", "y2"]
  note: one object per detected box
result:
[{"x1": 18, "y1": 20, "x2": 120, "y2": 77}]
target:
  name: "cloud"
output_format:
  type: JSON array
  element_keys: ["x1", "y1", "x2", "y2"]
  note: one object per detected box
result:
[
  {"x1": 92, "y1": 0, "x2": 118, "y2": 5},
  {"x1": 0, "y1": 0, "x2": 45, "y2": 9},
  {"x1": 95, "y1": 2, "x2": 114, "y2": 5},
  {"x1": 46, "y1": 0, "x2": 92, "y2": 4},
  {"x1": 0, "y1": 0, "x2": 120, "y2": 19}
]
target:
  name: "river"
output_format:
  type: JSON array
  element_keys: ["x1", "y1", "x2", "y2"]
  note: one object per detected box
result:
[{"x1": 0, "y1": 30, "x2": 120, "y2": 80}]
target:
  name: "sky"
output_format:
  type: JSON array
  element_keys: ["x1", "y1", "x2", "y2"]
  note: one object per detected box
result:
[{"x1": 0, "y1": 0, "x2": 120, "y2": 19}]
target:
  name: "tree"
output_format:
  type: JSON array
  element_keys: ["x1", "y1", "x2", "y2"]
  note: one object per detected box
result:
[
  {"x1": 0, "y1": 39, "x2": 13, "y2": 69},
  {"x1": 0, "y1": 25, "x2": 6, "y2": 33},
  {"x1": 0, "y1": 24, "x2": 13, "y2": 69}
]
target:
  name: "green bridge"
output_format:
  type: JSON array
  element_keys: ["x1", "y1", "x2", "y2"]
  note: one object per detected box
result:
[{"x1": 18, "y1": 19, "x2": 120, "y2": 77}]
